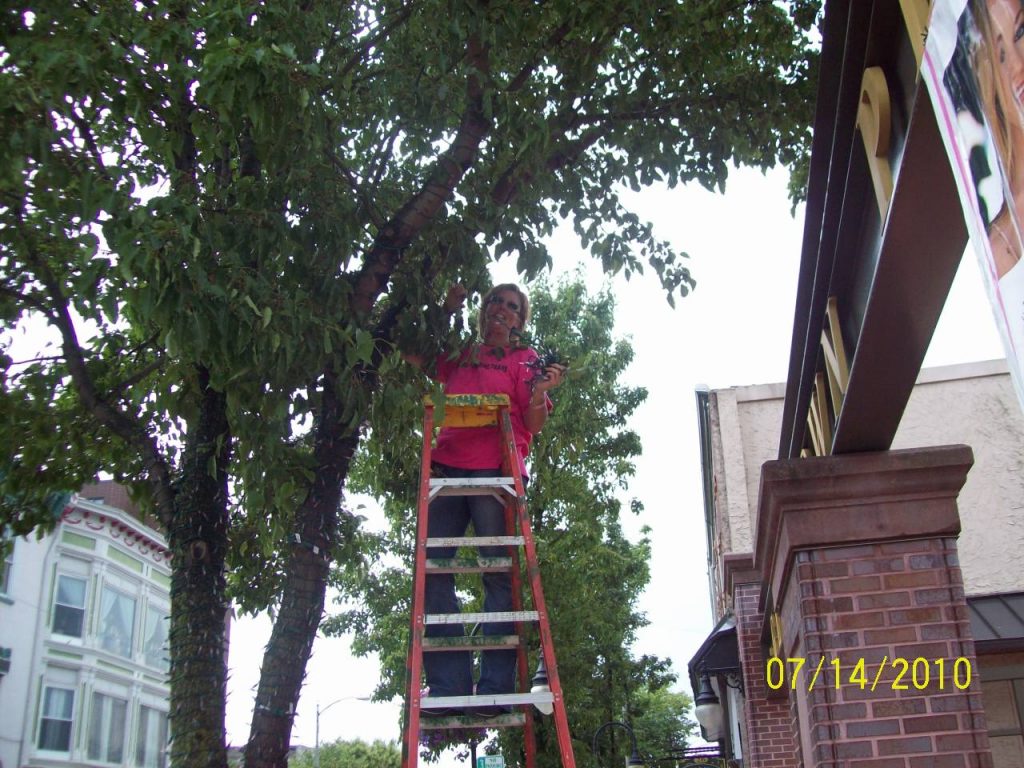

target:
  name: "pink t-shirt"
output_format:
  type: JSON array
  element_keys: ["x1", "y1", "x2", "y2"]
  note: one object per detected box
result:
[{"x1": 431, "y1": 345, "x2": 551, "y2": 477}]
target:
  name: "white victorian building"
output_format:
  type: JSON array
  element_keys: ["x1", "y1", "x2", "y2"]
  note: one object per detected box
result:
[{"x1": 0, "y1": 481, "x2": 170, "y2": 768}]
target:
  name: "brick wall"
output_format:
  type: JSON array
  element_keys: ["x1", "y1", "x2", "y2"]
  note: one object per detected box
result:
[
  {"x1": 792, "y1": 537, "x2": 991, "y2": 768},
  {"x1": 736, "y1": 580, "x2": 800, "y2": 767}
]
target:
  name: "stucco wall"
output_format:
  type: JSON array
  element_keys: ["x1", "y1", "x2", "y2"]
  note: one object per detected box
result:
[
  {"x1": 709, "y1": 383, "x2": 786, "y2": 557},
  {"x1": 707, "y1": 359, "x2": 1024, "y2": 598},
  {"x1": 892, "y1": 360, "x2": 1024, "y2": 595}
]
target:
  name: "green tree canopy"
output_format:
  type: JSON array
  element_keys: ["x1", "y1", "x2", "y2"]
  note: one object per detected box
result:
[
  {"x1": 630, "y1": 688, "x2": 697, "y2": 761},
  {"x1": 1, "y1": 3, "x2": 817, "y2": 766},
  {"x1": 289, "y1": 739, "x2": 401, "y2": 768}
]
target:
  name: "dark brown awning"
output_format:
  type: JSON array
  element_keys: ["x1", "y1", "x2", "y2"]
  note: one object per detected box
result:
[{"x1": 687, "y1": 613, "x2": 739, "y2": 685}]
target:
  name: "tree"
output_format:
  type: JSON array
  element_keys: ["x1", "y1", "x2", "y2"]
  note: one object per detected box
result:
[
  {"x1": 0, "y1": 3, "x2": 817, "y2": 768},
  {"x1": 334, "y1": 277, "x2": 694, "y2": 768},
  {"x1": 629, "y1": 688, "x2": 697, "y2": 762},
  {"x1": 289, "y1": 739, "x2": 401, "y2": 768}
]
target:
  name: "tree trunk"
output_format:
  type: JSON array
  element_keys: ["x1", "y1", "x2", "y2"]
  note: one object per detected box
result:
[
  {"x1": 244, "y1": 375, "x2": 362, "y2": 767},
  {"x1": 168, "y1": 373, "x2": 231, "y2": 768}
]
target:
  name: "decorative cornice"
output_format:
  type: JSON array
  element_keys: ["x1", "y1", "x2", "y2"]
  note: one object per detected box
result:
[
  {"x1": 62, "y1": 505, "x2": 171, "y2": 566},
  {"x1": 755, "y1": 444, "x2": 973, "y2": 613}
]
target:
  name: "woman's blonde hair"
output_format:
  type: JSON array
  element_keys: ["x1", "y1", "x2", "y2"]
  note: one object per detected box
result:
[{"x1": 477, "y1": 283, "x2": 531, "y2": 340}]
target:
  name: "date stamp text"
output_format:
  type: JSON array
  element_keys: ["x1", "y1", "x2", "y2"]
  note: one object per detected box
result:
[{"x1": 765, "y1": 656, "x2": 973, "y2": 692}]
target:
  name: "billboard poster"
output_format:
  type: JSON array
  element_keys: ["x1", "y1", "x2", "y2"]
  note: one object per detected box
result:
[{"x1": 921, "y1": 0, "x2": 1024, "y2": 409}]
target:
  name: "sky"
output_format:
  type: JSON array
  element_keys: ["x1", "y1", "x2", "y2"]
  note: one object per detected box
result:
[{"x1": 223, "y1": 163, "x2": 1008, "y2": 757}]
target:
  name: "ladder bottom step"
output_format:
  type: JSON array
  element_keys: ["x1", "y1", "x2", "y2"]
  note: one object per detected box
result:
[
  {"x1": 423, "y1": 635, "x2": 519, "y2": 651},
  {"x1": 425, "y1": 610, "x2": 539, "y2": 624},
  {"x1": 420, "y1": 712, "x2": 527, "y2": 730},
  {"x1": 421, "y1": 692, "x2": 553, "y2": 707},
  {"x1": 425, "y1": 556, "x2": 513, "y2": 573}
]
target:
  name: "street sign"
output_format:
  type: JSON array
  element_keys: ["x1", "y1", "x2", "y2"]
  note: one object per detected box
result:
[{"x1": 477, "y1": 756, "x2": 505, "y2": 768}]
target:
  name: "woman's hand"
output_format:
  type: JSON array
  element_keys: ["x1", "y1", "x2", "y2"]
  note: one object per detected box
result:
[
  {"x1": 532, "y1": 363, "x2": 566, "y2": 394},
  {"x1": 443, "y1": 284, "x2": 468, "y2": 314},
  {"x1": 525, "y1": 363, "x2": 566, "y2": 434}
]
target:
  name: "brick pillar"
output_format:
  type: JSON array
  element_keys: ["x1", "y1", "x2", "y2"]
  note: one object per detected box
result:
[
  {"x1": 727, "y1": 554, "x2": 800, "y2": 768},
  {"x1": 755, "y1": 446, "x2": 991, "y2": 768}
]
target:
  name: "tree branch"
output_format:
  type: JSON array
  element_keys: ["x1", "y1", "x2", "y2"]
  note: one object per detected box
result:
[
  {"x1": 325, "y1": 148, "x2": 385, "y2": 229},
  {"x1": 19, "y1": 228, "x2": 176, "y2": 526},
  {"x1": 339, "y1": 2, "x2": 418, "y2": 81},
  {"x1": 111, "y1": 356, "x2": 167, "y2": 396},
  {"x1": 491, "y1": 125, "x2": 609, "y2": 206},
  {"x1": 67, "y1": 108, "x2": 114, "y2": 183},
  {"x1": 505, "y1": 16, "x2": 576, "y2": 93},
  {"x1": 348, "y1": 29, "x2": 492, "y2": 316},
  {"x1": 368, "y1": 121, "x2": 401, "y2": 195},
  {"x1": 0, "y1": 283, "x2": 56, "y2": 320}
]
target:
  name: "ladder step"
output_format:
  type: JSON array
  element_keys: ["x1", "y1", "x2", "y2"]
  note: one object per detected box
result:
[
  {"x1": 423, "y1": 634, "x2": 519, "y2": 651},
  {"x1": 428, "y1": 477, "x2": 517, "y2": 499},
  {"x1": 429, "y1": 477, "x2": 515, "y2": 489},
  {"x1": 426, "y1": 536, "x2": 524, "y2": 548},
  {"x1": 426, "y1": 556, "x2": 513, "y2": 573},
  {"x1": 421, "y1": 692, "x2": 554, "y2": 708},
  {"x1": 419, "y1": 711, "x2": 527, "y2": 729},
  {"x1": 419, "y1": 693, "x2": 552, "y2": 729},
  {"x1": 425, "y1": 610, "x2": 539, "y2": 625}
]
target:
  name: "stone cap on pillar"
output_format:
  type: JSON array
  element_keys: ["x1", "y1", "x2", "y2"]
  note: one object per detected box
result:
[
  {"x1": 754, "y1": 444, "x2": 973, "y2": 615},
  {"x1": 723, "y1": 552, "x2": 758, "y2": 598}
]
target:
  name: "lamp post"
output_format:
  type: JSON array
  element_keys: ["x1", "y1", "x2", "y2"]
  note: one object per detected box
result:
[
  {"x1": 314, "y1": 696, "x2": 371, "y2": 768},
  {"x1": 530, "y1": 651, "x2": 553, "y2": 715},
  {"x1": 591, "y1": 720, "x2": 645, "y2": 768},
  {"x1": 692, "y1": 667, "x2": 724, "y2": 743}
]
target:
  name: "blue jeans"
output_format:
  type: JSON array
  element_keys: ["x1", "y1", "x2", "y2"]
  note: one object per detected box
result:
[{"x1": 423, "y1": 465, "x2": 519, "y2": 697}]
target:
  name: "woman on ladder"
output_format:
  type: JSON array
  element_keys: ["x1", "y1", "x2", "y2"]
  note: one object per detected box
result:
[{"x1": 409, "y1": 283, "x2": 565, "y2": 717}]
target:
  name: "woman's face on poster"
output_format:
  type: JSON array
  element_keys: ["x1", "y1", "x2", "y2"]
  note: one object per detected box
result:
[{"x1": 989, "y1": 0, "x2": 1024, "y2": 116}]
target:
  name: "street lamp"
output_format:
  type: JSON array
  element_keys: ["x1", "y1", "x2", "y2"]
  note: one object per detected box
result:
[
  {"x1": 314, "y1": 696, "x2": 371, "y2": 768},
  {"x1": 530, "y1": 651, "x2": 553, "y2": 715},
  {"x1": 591, "y1": 720, "x2": 645, "y2": 768},
  {"x1": 692, "y1": 668, "x2": 723, "y2": 743}
]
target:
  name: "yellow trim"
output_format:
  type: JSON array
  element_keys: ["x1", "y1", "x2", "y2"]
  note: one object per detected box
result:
[
  {"x1": 899, "y1": 0, "x2": 930, "y2": 67},
  {"x1": 424, "y1": 394, "x2": 510, "y2": 428},
  {"x1": 857, "y1": 66, "x2": 894, "y2": 218}
]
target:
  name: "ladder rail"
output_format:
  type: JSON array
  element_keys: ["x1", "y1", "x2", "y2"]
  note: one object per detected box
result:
[
  {"x1": 401, "y1": 406, "x2": 436, "y2": 768},
  {"x1": 500, "y1": 409, "x2": 576, "y2": 768},
  {"x1": 498, "y1": 419, "x2": 539, "y2": 768}
]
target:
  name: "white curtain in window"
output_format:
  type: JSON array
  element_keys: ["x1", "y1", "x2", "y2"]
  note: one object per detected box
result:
[
  {"x1": 88, "y1": 692, "x2": 127, "y2": 763},
  {"x1": 99, "y1": 586, "x2": 136, "y2": 658},
  {"x1": 136, "y1": 706, "x2": 169, "y2": 768},
  {"x1": 38, "y1": 687, "x2": 75, "y2": 751},
  {"x1": 143, "y1": 608, "x2": 169, "y2": 672}
]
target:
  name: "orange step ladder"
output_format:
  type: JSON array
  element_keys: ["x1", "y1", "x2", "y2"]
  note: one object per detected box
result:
[{"x1": 401, "y1": 394, "x2": 576, "y2": 768}]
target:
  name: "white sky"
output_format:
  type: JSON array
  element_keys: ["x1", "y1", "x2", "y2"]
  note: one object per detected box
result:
[{"x1": 225, "y1": 164, "x2": 1008, "y2": 758}]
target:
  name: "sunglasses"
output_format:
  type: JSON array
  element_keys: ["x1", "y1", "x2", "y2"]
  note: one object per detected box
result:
[{"x1": 486, "y1": 294, "x2": 521, "y2": 313}]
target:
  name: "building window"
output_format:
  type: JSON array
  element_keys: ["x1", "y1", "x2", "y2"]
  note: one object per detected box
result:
[
  {"x1": 52, "y1": 574, "x2": 87, "y2": 637},
  {"x1": 143, "y1": 607, "x2": 169, "y2": 672},
  {"x1": 982, "y1": 677, "x2": 1024, "y2": 767},
  {"x1": 136, "y1": 706, "x2": 169, "y2": 768},
  {"x1": 87, "y1": 692, "x2": 127, "y2": 764},
  {"x1": 38, "y1": 686, "x2": 75, "y2": 752},
  {"x1": 98, "y1": 586, "x2": 136, "y2": 657}
]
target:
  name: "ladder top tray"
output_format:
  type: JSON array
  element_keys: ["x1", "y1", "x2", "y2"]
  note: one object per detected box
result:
[{"x1": 425, "y1": 394, "x2": 511, "y2": 428}]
